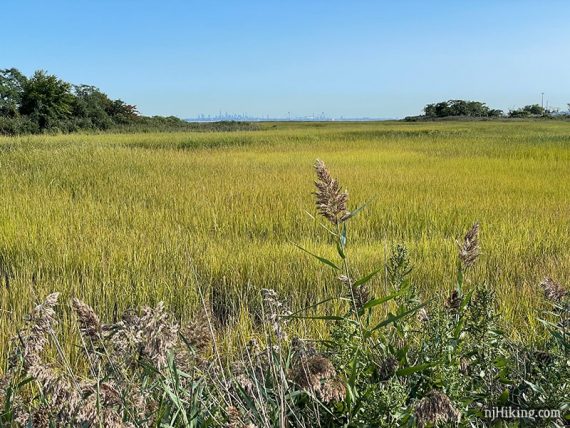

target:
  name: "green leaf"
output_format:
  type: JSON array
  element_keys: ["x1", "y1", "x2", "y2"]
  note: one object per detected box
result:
[
  {"x1": 498, "y1": 389, "x2": 510, "y2": 405},
  {"x1": 369, "y1": 303, "x2": 425, "y2": 333},
  {"x1": 336, "y1": 241, "x2": 346, "y2": 259},
  {"x1": 284, "y1": 296, "x2": 342, "y2": 317},
  {"x1": 291, "y1": 242, "x2": 340, "y2": 270},
  {"x1": 341, "y1": 202, "x2": 369, "y2": 222},
  {"x1": 396, "y1": 362, "x2": 436, "y2": 376},
  {"x1": 361, "y1": 290, "x2": 402, "y2": 310},
  {"x1": 353, "y1": 267, "x2": 384, "y2": 287},
  {"x1": 284, "y1": 314, "x2": 348, "y2": 321}
]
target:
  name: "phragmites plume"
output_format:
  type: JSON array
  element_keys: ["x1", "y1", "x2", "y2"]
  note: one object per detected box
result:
[
  {"x1": 414, "y1": 390, "x2": 460, "y2": 427},
  {"x1": 457, "y1": 222, "x2": 480, "y2": 269},
  {"x1": 416, "y1": 307, "x2": 430, "y2": 323},
  {"x1": 137, "y1": 302, "x2": 179, "y2": 369},
  {"x1": 539, "y1": 277, "x2": 567, "y2": 302},
  {"x1": 445, "y1": 290, "x2": 462, "y2": 311},
  {"x1": 19, "y1": 292, "x2": 60, "y2": 370},
  {"x1": 261, "y1": 288, "x2": 291, "y2": 340},
  {"x1": 338, "y1": 274, "x2": 369, "y2": 311},
  {"x1": 289, "y1": 354, "x2": 346, "y2": 403},
  {"x1": 377, "y1": 356, "x2": 399, "y2": 380},
  {"x1": 314, "y1": 159, "x2": 350, "y2": 224},
  {"x1": 71, "y1": 298, "x2": 102, "y2": 344},
  {"x1": 180, "y1": 311, "x2": 212, "y2": 354}
]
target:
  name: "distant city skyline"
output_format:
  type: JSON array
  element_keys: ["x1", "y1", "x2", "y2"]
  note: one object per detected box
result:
[
  {"x1": 186, "y1": 111, "x2": 391, "y2": 122},
  {"x1": 2, "y1": 1, "x2": 570, "y2": 118}
]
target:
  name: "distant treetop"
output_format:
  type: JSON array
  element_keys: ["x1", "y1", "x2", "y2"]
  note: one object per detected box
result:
[
  {"x1": 404, "y1": 99, "x2": 568, "y2": 122},
  {"x1": 423, "y1": 100, "x2": 503, "y2": 118},
  {"x1": 0, "y1": 68, "x2": 192, "y2": 135}
]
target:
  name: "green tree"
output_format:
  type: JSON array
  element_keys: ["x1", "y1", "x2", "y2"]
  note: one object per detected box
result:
[
  {"x1": 0, "y1": 68, "x2": 27, "y2": 117},
  {"x1": 105, "y1": 99, "x2": 139, "y2": 124},
  {"x1": 72, "y1": 84, "x2": 114, "y2": 129},
  {"x1": 423, "y1": 100, "x2": 501, "y2": 118},
  {"x1": 19, "y1": 70, "x2": 75, "y2": 130},
  {"x1": 508, "y1": 104, "x2": 546, "y2": 118}
]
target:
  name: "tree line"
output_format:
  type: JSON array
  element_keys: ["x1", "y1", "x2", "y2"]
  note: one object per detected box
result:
[
  {"x1": 0, "y1": 68, "x2": 229, "y2": 136},
  {"x1": 405, "y1": 99, "x2": 570, "y2": 121}
]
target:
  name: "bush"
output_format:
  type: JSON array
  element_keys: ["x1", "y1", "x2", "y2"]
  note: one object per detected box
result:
[{"x1": 0, "y1": 115, "x2": 40, "y2": 135}]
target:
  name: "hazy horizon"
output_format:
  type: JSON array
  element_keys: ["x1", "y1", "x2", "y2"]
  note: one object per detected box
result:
[{"x1": 3, "y1": 0, "x2": 569, "y2": 118}]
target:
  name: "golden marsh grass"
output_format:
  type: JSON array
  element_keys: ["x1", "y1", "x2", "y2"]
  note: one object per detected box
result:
[{"x1": 0, "y1": 120, "x2": 569, "y2": 365}]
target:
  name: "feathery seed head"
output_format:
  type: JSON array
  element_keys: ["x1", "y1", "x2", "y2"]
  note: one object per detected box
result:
[
  {"x1": 71, "y1": 298, "x2": 102, "y2": 343},
  {"x1": 181, "y1": 311, "x2": 212, "y2": 354},
  {"x1": 458, "y1": 222, "x2": 480, "y2": 269},
  {"x1": 539, "y1": 277, "x2": 567, "y2": 302},
  {"x1": 290, "y1": 354, "x2": 344, "y2": 402},
  {"x1": 445, "y1": 290, "x2": 462, "y2": 311},
  {"x1": 416, "y1": 307, "x2": 429, "y2": 323},
  {"x1": 261, "y1": 288, "x2": 290, "y2": 340},
  {"x1": 314, "y1": 159, "x2": 349, "y2": 224},
  {"x1": 19, "y1": 292, "x2": 60, "y2": 370},
  {"x1": 415, "y1": 390, "x2": 460, "y2": 427}
]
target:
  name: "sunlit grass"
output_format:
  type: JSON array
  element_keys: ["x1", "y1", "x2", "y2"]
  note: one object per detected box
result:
[{"x1": 0, "y1": 120, "x2": 569, "y2": 365}]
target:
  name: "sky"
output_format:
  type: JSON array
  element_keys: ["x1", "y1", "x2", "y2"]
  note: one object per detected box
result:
[{"x1": 2, "y1": 1, "x2": 569, "y2": 118}]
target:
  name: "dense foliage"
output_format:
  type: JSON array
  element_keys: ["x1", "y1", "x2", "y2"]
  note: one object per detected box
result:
[
  {"x1": 405, "y1": 99, "x2": 570, "y2": 121},
  {"x1": 0, "y1": 68, "x2": 142, "y2": 134},
  {"x1": 424, "y1": 100, "x2": 503, "y2": 118},
  {"x1": 0, "y1": 68, "x2": 253, "y2": 135},
  {"x1": 508, "y1": 104, "x2": 547, "y2": 118}
]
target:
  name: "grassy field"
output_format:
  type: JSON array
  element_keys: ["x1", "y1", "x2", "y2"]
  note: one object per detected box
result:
[{"x1": 0, "y1": 120, "x2": 569, "y2": 365}]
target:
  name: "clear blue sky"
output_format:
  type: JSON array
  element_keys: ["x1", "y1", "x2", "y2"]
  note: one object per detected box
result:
[{"x1": 2, "y1": 1, "x2": 569, "y2": 118}]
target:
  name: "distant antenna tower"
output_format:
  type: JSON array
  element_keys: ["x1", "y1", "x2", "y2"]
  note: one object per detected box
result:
[{"x1": 541, "y1": 92, "x2": 544, "y2": 109}]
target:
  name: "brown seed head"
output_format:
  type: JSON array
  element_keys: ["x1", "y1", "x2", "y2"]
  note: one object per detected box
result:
[
  {"x1": 181, "y1": 311, "x2": 212, "y2": 354},
  {"x1": 445, "y1": 290, "x2": 462, "y2": 311},
  {"x1": 71, "y1": 298, "x2": 102, "y2": 343},
  {"x1": 290, "y1": 354, "x2": 344, "y2": 402},
  {"x1": 314, "y1": 159, "x2": 349, "y2": 224},
  {"x1": 415, "y1": 390, "x2": 460, "y2": 427},
  {"x1": 20, "y1": 292, "x2": 60, "y2": 370},
  {"x1": 458, "y1": 223, "x2": 480, "y2": 269},
  {"x1": 378, "y1": 356, "x2": 399, "y2": 380},
  {"x1": 539, "y1": 277, "x2": 567, "y2": 302},
  {"x1": 351, "y1": 284, "x2": 369, "y2": 311}
]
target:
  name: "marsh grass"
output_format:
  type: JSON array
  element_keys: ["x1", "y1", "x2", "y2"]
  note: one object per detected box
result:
[
  {"x1": 0, "y1": 121, "x2": 569, "y2": 367},
  {"x1": 0, "y1": 157, "x2": 567, "y2": 427}
]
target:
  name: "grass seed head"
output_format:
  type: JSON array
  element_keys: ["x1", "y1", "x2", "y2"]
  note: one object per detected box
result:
[
  {"x1": 180, "y1": 311, "x2": 212, "y2": 354},
  {"x1": 314, "y1": 159, "x2": 349, "y2": 224},
  {"x1": 71, "y1": 298, "x2": 102, "y2": 343},
  {"x1": 539, "y1": 277, "x2": 567, "y2": 302},
  {"x1": 261, "y1": 288, "x2": 290, "y2": 340},
  {"x1": 445, "y1": 290, "x2": 462, "y2": 311},
  {"x1": 458, "y1": 222, "x2": 480, "y2": 269},
  {"x1": 415, "y1": 390, "x2": 460, "y2": 427},
  {"x1": 19, "y1": 292, "x2": 60, "y2": 370},
  {"x1": 289, "y1": 354, "x2": 344, "y2": 402}
]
